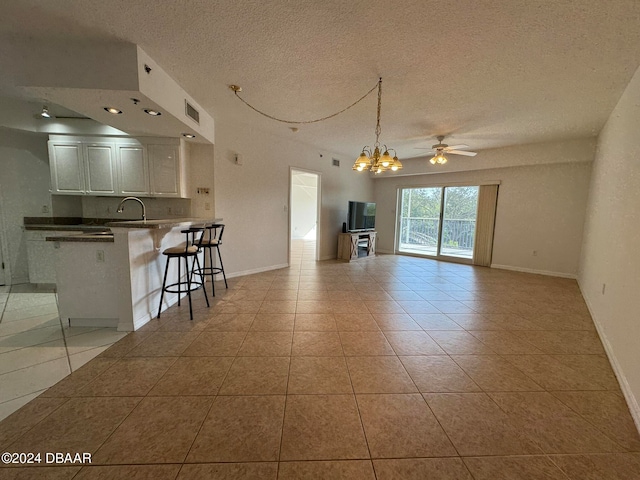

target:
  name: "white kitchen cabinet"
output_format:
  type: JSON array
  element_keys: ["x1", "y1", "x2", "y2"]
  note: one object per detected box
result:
[
  {"x1": 49, "y1": 141, "x2": 85, "y2": 194},
  {"x1": 49, "y1": 139, "x2": 118, "y2": 196},
  {"x1": 149, "y1": 143, "x2": 181, "y2": 196},
  {"x1": 49, "y1": 135, "x2": 189, "y2": 198},
  {"x1": 117, "y1": 144, "x2": 150, "y2": 195},
  {"x1": 26, "y1": 230, "x2": 77, "y2": 284},
  {"x1": 84, "y1": 142, "x2": 117, "y2": 195}
]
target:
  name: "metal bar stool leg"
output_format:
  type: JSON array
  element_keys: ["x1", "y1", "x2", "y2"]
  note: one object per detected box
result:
[
  {"x1": 208, "y1": 244, "x2": 216, "y2": 297},
  {"x1": 177, "y1": 255, "x2": 181, "y2": 307},
  {"x1": 194, "y1": 254, "x2": 210, "y2": 307},
  {"x1": 217, "y1": 246, "x2": 228, "y2": 289},
  {"x1": 185, "y1": 256, "x2": 193, "y2": 320},
  {"x1": 157, "y1": 257, "x2": 170, "y2": 318}
]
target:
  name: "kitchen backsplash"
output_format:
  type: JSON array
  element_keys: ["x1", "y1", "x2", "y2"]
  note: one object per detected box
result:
[{"x1": 81, "y1": 196, "x2": 192, "y2": 220}]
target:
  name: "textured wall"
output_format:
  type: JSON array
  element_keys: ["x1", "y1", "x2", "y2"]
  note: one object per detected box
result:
[
  {"x1": 213, "y1": 119, "x2": 374, "y2": 276},
  {"x1": 579, "y1": 63, "x2": 640, "y2": 427}
]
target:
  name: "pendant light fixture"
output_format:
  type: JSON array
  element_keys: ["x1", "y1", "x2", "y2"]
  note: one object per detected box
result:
[
  {"x1": 40, "y1": 105, "x2": 51, "y2": 118},
  {"x1": 352, "y1": 78, "x2": 402, "y2": 174}
]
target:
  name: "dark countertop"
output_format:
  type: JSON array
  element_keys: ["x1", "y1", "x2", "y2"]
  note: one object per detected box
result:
[
  {"x1": 46, "y1": 232, "x2": 114, "y2": 243},
  {"x1": 25, "y1": 224, "x2": 111, "y2": 232},
  {"x1": 106, "y1": 217, "x2": 223, "y2": 229}
]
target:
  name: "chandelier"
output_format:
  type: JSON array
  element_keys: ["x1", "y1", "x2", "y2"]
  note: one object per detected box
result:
[{"x1": 352, "y1": 78, "x2": 402, "y2": 174}]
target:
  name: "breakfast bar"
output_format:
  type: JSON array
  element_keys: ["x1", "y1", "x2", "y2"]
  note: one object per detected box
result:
[{"x1": 47, "y1": 217, "x2": 222, "y2": 331}]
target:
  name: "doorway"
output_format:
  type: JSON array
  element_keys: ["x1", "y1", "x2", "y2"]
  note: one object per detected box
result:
[
  {"x1": 397, "y1": 185, "x2": 479, "y2": 263},
  {"x1": 289, "y1": 169, "x2": 321, "y2": 264}
]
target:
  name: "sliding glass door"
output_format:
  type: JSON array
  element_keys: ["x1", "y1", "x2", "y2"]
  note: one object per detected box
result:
[{"x1": 398, "y1": 186, "x2": 479, "y2": 262}]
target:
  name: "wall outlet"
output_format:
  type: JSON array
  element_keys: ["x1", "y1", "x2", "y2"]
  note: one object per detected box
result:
[
  {"x1": 96, "y1": 250, "x2": 105, "y2": 262},
  {"x1": 168, "y1": 207, "x2": 172, "y2": 215},
  {"x1": 205, "y1": 202, "x2": 211, "y2": 210},
  {"x1": 41, "y1": 205, "x2": 49, "y2": 214},
  {"x1": 532, "y1": 250, "x2": 538, "y2": 256}
]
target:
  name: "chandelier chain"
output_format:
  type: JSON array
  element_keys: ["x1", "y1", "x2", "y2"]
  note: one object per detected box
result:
[
  {"x1": 232, "y1": 81, "x2": 379, "y2": 125},
  {"x1": 374, "y1": 77, "x2": 382, "y2": 146}
]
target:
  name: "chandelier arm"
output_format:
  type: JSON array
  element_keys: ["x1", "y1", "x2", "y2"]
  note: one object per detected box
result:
[{"x1": 232, "y1": 81, "x2": 379, "y2": 125}]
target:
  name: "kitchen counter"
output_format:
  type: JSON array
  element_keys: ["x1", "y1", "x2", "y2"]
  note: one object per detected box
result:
[
  {"x1": 25, "y1": 224, "x2": 110, "y2": 232},
  {"x1": 52, "y1": 217, "x2": 223, "y2": 331},
  {"x1": 46, "y1": 232, "x2": 114, "y2": 243},
  {"x1": 106, "y1": 217, "x2": 221, "y2": 229}
]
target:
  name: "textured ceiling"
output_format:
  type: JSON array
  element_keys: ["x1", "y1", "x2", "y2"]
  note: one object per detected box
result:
[{"x1": 1, "y1": 0, "x2": 640, "y2": 159}]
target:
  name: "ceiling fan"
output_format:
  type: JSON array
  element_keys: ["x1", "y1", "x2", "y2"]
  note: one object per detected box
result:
[{"x1": 416, "y1": 135, "x2": 477, "y2": 165}]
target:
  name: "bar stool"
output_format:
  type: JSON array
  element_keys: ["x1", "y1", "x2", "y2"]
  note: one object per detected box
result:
[
  {"x1": 157, "y1": 227, "x2": 209, "y2": 320},
  {"x1": 194, "y1": 223, "x2": 228, "y2": 297}
]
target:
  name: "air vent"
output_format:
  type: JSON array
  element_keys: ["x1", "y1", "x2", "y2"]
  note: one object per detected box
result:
[
  {"x1": 185, "y1": 100, "x2": 200, "y2": 125},
  {"x1": 332, "y1": 158, "x2": 340, "y2": 167}
]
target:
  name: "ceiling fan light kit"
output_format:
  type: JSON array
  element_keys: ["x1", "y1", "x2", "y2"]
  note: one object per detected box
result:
[
  {"x1": 352, "y1": 78, "x2": 402, "y2": 174},
  {"x1": 423, "y1": 135, "x2": 477, "y2": 166}
]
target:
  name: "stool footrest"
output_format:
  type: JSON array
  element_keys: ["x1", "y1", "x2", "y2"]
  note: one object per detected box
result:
[{"x1": 163, "y1": 280, "x2": 206, "y2": 295}]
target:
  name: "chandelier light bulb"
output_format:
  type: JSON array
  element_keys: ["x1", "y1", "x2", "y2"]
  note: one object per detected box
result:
[{"x1": 430, "y1": 157, "x2": 437, "y2": 165}]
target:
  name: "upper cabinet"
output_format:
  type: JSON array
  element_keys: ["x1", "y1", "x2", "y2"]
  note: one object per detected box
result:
[
  {"x1": 49, "y1": 141, "x2": 85, "y2": 194},
  {"x1": 148, "y1": 144, "x2": 181, "y2": 196},
  {"x1": 49, "y1": 136, "x2": 189, "y2": 198},
  {"x1": 117, "y1": 144, "x2": 149, "y2": 195},
  {"x1": 84, "y1": 142, "x2": 118, "y2": 195}
]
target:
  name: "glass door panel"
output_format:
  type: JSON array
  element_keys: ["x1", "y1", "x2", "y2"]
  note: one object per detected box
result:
[
  {"x1": 440, "y1": 186, "x2": 479, "y2": 259},
  {"x1": 398, "y1": 187, "x2": 442, "y2": 256}
]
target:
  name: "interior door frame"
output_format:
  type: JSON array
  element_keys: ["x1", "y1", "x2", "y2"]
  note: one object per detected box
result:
[
  {"x1": 395, "y1": 183, "x2": 481, "y2": 266},
  {"x1": 288, "y1": 167, "x2": 322, "y2": 262}
]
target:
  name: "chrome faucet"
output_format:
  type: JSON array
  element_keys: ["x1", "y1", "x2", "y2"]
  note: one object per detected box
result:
[{"x1": 116, "y1": 197, "x2": 146, "y2": 221}]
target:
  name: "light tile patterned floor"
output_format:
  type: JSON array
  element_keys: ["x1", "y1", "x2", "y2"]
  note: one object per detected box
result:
[
  {"x1": 0, "y1": 284, "x2": 127, "y2": 421},
  {"x1": 1, "y1": 241, "x2": 639, "y2": 479}
]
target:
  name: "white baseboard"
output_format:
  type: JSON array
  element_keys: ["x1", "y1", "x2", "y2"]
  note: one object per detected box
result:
[
  {"x1": 578, "y1": 280, "x2": 640, "y2": 433},
  {"x1": 226, "y1": 263, "x2": 290, "y2": 279},
  {"x1": 490, "y1": 263, "x2": 577, "y2": 279}
]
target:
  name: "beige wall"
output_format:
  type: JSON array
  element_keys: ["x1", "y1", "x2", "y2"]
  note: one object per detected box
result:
[
  {"x1": 0, "y1": 129, "x2": 54, "y2": 283},
  {"x1": 579, "y1": 63, "x2": 640, "y2": 426},
  {"x1": 213, "y1": 119, "x2": 374, "y2": 276},
  {"x1": 373, "y1": 141, "x2": 594, "y2": 277}
]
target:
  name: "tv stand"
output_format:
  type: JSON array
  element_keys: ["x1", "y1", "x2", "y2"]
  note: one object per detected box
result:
[{"x1": 337, "y1": 231, "x2": 377, "y2": 261}]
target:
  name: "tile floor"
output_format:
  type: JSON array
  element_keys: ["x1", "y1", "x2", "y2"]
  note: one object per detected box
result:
[
  {"x1": 0, "y1": 240, "x2": 639, "y2": 479},
  {"x1": 0, "y1": 284, "x2": 127, "y2": 421}
]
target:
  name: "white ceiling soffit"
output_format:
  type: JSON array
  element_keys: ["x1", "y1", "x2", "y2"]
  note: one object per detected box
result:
[
  {"x1": 1, "y1": 1, "x2": 640, "y2": 157},
  {"x1": 1, "y1": 39, "x2": 214, "y2": 143}
]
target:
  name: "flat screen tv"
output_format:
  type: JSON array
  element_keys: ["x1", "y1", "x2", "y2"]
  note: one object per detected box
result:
[{"x1": 348, "y1": 201, "x2": 376, "y2": 231}]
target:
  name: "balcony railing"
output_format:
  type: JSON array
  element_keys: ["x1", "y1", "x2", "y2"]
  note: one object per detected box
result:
[{"x1": 399, "y1": 217, "x2": 476, "y2": 257}]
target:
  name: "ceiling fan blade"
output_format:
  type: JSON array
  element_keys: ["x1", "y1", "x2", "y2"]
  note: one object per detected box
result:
[
  {"x1": 447, "y1": 150, "x2": 477, "y2": 157},
  {"x1": 444, "y1": 144, "x2": 469, "y2": 150},
  {"x1": 414, "y1": 147, "x2": 434, "y2": 150}
]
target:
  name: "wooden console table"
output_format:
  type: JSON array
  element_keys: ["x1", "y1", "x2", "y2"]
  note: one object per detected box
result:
[{"x1": 337, "y1": 231, "x2": 377, "y2": 261}]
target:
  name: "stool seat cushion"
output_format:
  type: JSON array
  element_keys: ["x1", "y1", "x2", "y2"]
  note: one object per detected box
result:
[
  {"x1": 163, "y1": 244, "x2": 198, "y2": 255},
  {"x1": 199, "y1": 239, "x2": 220, "y2": 246}
]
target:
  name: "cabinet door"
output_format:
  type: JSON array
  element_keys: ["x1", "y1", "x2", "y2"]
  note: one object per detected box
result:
[
  {"x1": 148, "y1": 144, "x2": 180, "y2": 196},
  {"x1": 49, "y1": 142, "x2": 85, "y2": 194},
  {"x1": 26, "y1": 230, "x2": 76, "y2": 284},
  {"x1": 84, "y1": 143, "x2": 117, "y2": 195},
  {"x1": 117, "y1": 144, "x2": 150, "y2": 195}
]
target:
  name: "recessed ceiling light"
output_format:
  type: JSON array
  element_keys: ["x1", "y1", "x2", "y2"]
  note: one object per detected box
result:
[
  {"x1": 40, "y1": 106, "x2": 51, "y2": 118},
  {"x1": 182, "y1": 133, "x2": 196, "y2": 138},
  {"x1": 144, "y1": 109, "x2": 161, "y2": 116},
  {"x1": 104, "y1": 107, "x2": 122, "y2": 114}
]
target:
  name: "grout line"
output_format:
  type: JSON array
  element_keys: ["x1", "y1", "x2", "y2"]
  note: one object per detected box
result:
[{"x1": 56, "y1": 294, "x2": 73, "y2": 374}]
